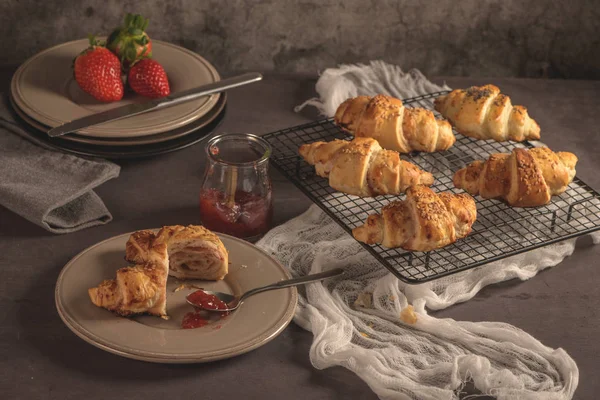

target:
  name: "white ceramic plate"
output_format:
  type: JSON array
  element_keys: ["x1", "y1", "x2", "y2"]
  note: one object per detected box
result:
[
  {"x1": 55, "y1": 231, "x2": 297, "y2": 363},
  {"x1": 11, "y1": 39, "x2": 220, "y2": 138}
]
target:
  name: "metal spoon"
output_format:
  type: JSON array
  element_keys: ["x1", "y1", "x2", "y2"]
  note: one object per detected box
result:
[{"x1": 186, "y1": 268, "x2": 344, "y2": 312}]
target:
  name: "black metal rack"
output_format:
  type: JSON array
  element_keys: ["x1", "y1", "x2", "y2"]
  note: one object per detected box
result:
[{"x1": 262, "y1": 91, "x2": 600, "y2": 283}]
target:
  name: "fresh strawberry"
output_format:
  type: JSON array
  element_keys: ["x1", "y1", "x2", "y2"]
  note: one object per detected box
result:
[
  {"x1": 107, "y1": 13, "x2": 152, "y2": 66},
  {"x1": 128, "y1": 59, "x2": 170, "y2": 98},
  {"x1": 73, "y1": 37, "x2": 124, "y2": 102}
]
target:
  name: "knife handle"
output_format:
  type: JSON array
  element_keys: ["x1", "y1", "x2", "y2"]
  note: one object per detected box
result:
[{"x1": 157, "y1": 72, "x2": 263, "y2": 109}]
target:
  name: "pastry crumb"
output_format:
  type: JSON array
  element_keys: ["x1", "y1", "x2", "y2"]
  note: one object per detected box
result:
[
  {"x1": 173, "y1": 284, "x2": 187, "y2": 292},
  {"x1": 354, "y1": 292, "x2": 373, "y2": 308},
  {"x1": 400, "y1": 305, "x2": 417, "y2": 325},
  {"x1": 173, "y1": 283, "x2": 203, "y2": 293}
]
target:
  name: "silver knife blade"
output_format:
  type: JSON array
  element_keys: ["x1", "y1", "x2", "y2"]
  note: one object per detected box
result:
[{"x1": 47, "y1": 72, "x2": 263, "y2": 138}]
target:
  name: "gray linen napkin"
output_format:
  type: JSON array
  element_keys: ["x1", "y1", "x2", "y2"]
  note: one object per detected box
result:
[{"x1": 0, "y1": 95, "x2": 120, "y2": 234}]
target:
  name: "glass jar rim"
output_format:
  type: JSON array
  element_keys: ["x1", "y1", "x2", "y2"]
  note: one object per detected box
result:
[{"x1": 205, "y1": 133, "x2": 272, "y2": 167}]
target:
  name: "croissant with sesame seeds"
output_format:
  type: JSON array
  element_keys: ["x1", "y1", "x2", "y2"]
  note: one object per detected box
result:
[
  {"x1": 89, "y1": 241, "x2": 169, "y2": 318},
  {"x1": 434, "y1": 85, "x2": 541, "y2": 142},
  {"x1": 334, "y1": 94, "x2": 456, "y2": 153},
  {"x1": 299, "y1": 137, "x2": 434, "y2": 197},
  {"x1": 89, "y1": 225, "x2": 229, "y2": 319},
  {"x1": 453, "y1": 147, "x2": 577, "y2": 207},
  {"x1": 352, "y1": 185, "x2": 477, "y2": 251},
  {"x1": 126, "y1": 225, "x2": 228, "y2": 280}
]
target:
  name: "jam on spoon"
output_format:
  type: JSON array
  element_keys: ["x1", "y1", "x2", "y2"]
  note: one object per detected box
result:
[{"x1": 181, "y1": 289, "x2": 230, "y2": 330}]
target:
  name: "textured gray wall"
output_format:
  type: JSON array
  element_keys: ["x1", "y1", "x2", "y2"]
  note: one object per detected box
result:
[{"x1": 0, "y1": 0, "x2": 598, "y2": 79}]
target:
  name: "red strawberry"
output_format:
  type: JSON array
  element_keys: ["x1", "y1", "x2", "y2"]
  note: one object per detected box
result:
[
  {"x1": 128, "y1": 59, "x2": 170, "y2": 98},
  {"x1": 74, "y1": 38, "x2": 124, "y2": 102}
]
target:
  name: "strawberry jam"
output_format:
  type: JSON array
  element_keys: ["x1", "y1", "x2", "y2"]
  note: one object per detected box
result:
[
  {"x1": 181, "y1": 312, "x2": 210, "y2": 329},
  {"x1": 200, "y1": 133, "x2": 273, "y2": 240},
  {"x1": 186, "y1": 290, "x2": 229, "y2": 311},
  {"x1": 181, "y1": 290, "x2": 230, "y2": 329},
  {"x1": 199, "y1": 188, "x2": 273, "y2": 239}
]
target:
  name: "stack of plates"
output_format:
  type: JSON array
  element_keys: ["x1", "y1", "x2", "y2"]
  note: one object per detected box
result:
[{"x1": 9, "y1": 39, "x2": 227, "y2": 159}]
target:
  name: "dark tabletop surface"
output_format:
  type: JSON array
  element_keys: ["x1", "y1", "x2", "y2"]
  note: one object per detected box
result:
[{"x1": 1, "y1": 69, "x2": 599, "y2": 400}]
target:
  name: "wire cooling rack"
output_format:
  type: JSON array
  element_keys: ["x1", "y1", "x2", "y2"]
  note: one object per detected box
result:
[{"x1": 262, "y1": 91, "x2": 600, "y2": 283}]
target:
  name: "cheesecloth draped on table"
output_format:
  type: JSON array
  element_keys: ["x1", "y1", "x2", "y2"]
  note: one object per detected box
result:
[{"x1": 257, "y1": 61, "x2": 595, "y2": 400}]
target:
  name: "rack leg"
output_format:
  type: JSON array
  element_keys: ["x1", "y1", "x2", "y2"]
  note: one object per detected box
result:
[
  {"x1": 551, "y1": 210, "x2": 557, "y2": 233},
  {"x1": 295, "y1": 157, "x2": 302, "y2": 179},
  {"x1": 567, "y1": 204, "x2": 575, "y2": 222},
  {"x1": 425, "y1": 252, "x2": 431, "y2": 268}
]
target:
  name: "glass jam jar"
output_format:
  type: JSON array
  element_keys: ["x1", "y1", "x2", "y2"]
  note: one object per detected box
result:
[{"x1": 199, "y1": 133, "x2": 273, "y2": 241}]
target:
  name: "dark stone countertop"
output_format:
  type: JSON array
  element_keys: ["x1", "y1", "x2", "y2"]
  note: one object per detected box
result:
[{"x1": 1, "y1": 70, "x2": 599, "y2": 399}]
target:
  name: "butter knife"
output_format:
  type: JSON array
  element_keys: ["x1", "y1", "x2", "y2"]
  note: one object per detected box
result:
[{"x1": 47, "y1": 72, "x2": 263, "y2": 138}]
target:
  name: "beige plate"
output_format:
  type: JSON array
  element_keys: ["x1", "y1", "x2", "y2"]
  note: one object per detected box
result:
[
  {"x1": 10, "y1": 92, "x2": 226, "y2": 146},
  {"x1": 55, "y1": 231, "x2": 298, "y2": 363},
  {"x1": 11, "y1": 39, "x2": 220, "y2": 138}
]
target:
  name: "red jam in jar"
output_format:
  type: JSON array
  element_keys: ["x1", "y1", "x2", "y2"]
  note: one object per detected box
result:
[
  {"x1": 199, "y1": 133, "x2": 273, "y2": 240},
  {"x1": 199, "y1": 189, "x2": 273, "y2": 239}
]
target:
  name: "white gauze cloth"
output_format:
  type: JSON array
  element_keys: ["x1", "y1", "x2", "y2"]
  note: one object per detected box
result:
[{"x1": 258, "y1": 61, "x2": 597, "y2": 399}]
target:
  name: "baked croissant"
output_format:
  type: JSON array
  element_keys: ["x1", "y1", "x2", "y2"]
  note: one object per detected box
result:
[
  {"x1": 334, "y1": 94, "x2": 455, "y2": 153},
  {"x1": 353, "y1": 186, "x2": 477, "y2": 251},
  {"x1": 453, "y1": 147, "x2": 577, "y2": 207},
  {"x1": 299, "y1": 137, "x2": 434, "y2": 197},
  {"x1": 434, "y1": 85, "x2": 541, "y2": 142},
  {"x1": 126, "y1": 225, "x2": 229, "y2": 280},
  {"x1": 90, "y1": 225, "x2": 228, "y2": 318},
  {"x1": 89, "y1": 242, "x2": 169, "y2": 317},
  {"x1": 125, "y1": 230, "x2": 165, "y2": 264}
]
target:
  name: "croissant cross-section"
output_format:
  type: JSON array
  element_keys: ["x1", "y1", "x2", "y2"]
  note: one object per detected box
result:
[
  {"x1": 125, "y1": 225, "x2": 228, "y2": 280},
  {"x1": 89, "y1": 225, "x2": 229, "y2": 318}
]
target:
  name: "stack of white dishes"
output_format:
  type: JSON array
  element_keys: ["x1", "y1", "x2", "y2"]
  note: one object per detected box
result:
[{"x1": 10, "y1": 39, "x2": 226, "y2": 158}]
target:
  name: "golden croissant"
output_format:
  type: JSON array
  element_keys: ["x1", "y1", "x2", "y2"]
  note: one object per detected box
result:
[
  {"x1": 126, "y1": 225, "x2": 229, "y2": 281},
  {"x1": 434, "y1": 85, "x2": 541, "y2": 142},
  {"x1": 352, "y1": 186, "x2": 477, "y2": 251},
  {"x1": 88, "y1": 242, "x2": 169, "y2": 317},
  {"x1": 299, "y1": 137, "x2": 434, "y2": 197},
  {"x1": 453, "y1": 147, "x2": 577, "y2": 207},
  {"x1": 89, "y1": 225, "x2": 228, "y2": 318},
  {"x1": 334, "y1": 94, "x2": 455, "y2": 153}
]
